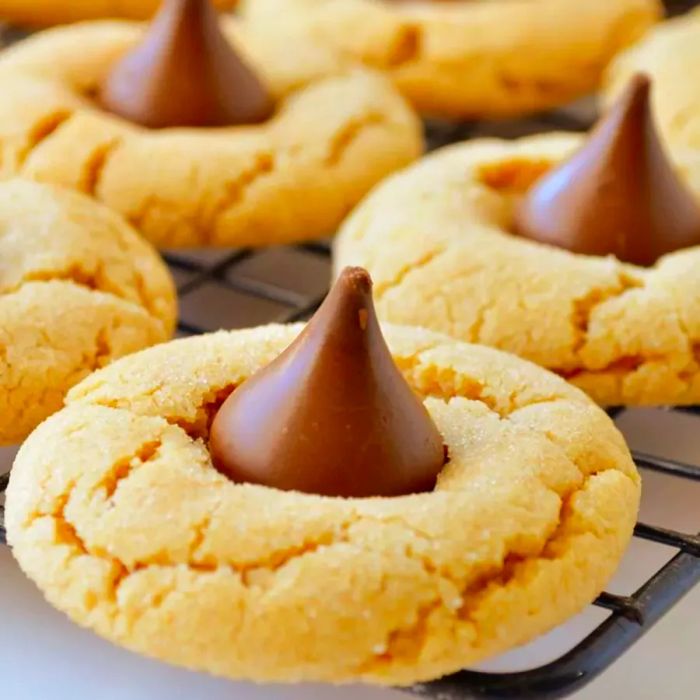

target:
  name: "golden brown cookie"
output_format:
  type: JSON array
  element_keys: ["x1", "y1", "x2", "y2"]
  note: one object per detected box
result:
[
  {"x1": 241, "y1": 0, "x2": 661, "y2": 119},
  {"x1": 334, "y1": 134, "x2": 700, "y2": 406},
  {"x1": 0, "y1": 19, "x2": 421, "y2": 247},
  {"x1": 0, "y1": 178, "x2": 176, "y2": 445},
  {"x1": 6, "y1": 323, "x2": 638, "y2": 685},
  {"x1": 0, "y1": 0, "x2": 236, "y2": 26},
  {"x1": 604, "y1": 7, "x2": 700, "y2": 149}
]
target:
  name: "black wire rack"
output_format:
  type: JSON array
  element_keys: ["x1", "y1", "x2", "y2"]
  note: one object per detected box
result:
[{"x1": 1, "y1": 1, "x2": 700, "y2": 697}]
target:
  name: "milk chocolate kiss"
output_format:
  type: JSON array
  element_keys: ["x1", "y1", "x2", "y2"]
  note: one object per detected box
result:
[
  {"x1": 209, "y1": 267, "x2": 446, "y2": 498},
  {"x1": 513, "y1": 74, "x2": 700, "y2": 266},
  {"x1": 100, "y1": 0, "x2": 273, "y2": 128}
]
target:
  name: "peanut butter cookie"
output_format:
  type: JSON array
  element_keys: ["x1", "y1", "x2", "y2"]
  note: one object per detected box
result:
[
  {"x1": 0, "y1": 17, "x2": 421, "y2": 247},
  {"x1": 242, "y1": 0, "x2": 661, "y2": 119},
  {"x1": 0, "y1": 178, "x2": 176, "y2": 444},
  {"x1": 334, "y1": 130, "x2": 700, "y2": 406},
  {"x1": 6, "y1": 323, "x2": 638, "y2": 685}
]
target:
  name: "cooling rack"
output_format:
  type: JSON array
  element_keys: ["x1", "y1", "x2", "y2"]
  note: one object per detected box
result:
[{"x1": 1, "y1": 1, "x2": 700, "y2": 698}]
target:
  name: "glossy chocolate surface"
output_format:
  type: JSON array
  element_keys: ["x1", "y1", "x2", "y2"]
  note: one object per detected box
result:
[
  {"x1": 100, "y1": 0, "x2": 273, "y2": 128},
  {"x1": 209, "y1": 267, "x2": 446, "y2": 498},
  {"x1": 514, "y1": 74, "x2": 700, "y2": 266}
]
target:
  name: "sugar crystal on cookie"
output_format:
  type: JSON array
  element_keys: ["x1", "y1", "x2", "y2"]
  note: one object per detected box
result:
[
  {"x1": 514, "y1": 74, "x2": 700, "y2": 266},
  {"x1": 209, "y1": 267, "x2": 446, "y2": 497},
  {"x1": 100, "y1": 0, "x2": 273, "y2": 128}
]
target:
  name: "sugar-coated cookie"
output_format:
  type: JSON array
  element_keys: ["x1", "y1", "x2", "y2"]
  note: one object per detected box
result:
[
  {"x1": 6, "y1": 324, "x2": 638, "y2": 685},
  {"x1": 0, "y1": 178, "x2": 176, "y2": 444},
  {"x1": 0, "y1": 0, "x2": 236, "y2": 26},
  {"x1": 0, "y1": 19, "x2": 421, "y2": 247},
  {"x1": 334, "y1": 133, "x2": 700, "y2": 406},
  {"x1": 241, "y1": 0, "x2": 661, "y2": 119}
]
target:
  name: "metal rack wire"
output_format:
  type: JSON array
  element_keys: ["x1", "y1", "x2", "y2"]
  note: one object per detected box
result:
[{"x1": 1, "y1": 0, "x2": 700, "y2": 697}]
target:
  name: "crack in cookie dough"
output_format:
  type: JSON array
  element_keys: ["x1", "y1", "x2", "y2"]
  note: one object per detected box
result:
[
  {"x1": 2, "y1": 242, "x2": 166, "y2": 323},
  {"x1": 204, "y1": 153, "x2": 276, "y2": 244},
  {"x1": 16, "y1": 108, "x2": 73, "y2": 167},
  {"x1": 362, "y1": 486, "x2": 581, "y2": 673},
  {"x1": 325, "y1": 111, "x2": 385, "y2": 166},
  {"x1": 568, "y1": 273, "x2": 644, "y2": 364},
  {"x1": 0, "y1": 281, "x2": 170, "y2": 445},
  {"x1": 32, "y1": 417, "x2": 356, "y2": 582},
  {"x1": 335, "y1": 133, "x2": 700, "y2": 405},
  {"x1": 81, "y1": 138, "x2": 122, "y2": 196},
  {"x1": 385, "y1": 23, "x2": 421, "y2": 69},
  {"x1": 374, "y1": 247, "x2": 448, "y2": 299},
  {"x1": 0, "y1": 20, "x2": 421, "y2": 248},
  {"x1": 98, "y1": 439, "x2": 162, "y2": 500},
  {"x1": 7, "y1": 325, "x2": 638, "y2": 685},
  {"x1": 4, "y1": 264, "x2": 148, "y2": 312}
]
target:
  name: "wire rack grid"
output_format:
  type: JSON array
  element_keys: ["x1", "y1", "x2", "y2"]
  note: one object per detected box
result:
[{"x1": 1, "y1": 1, "x2": 700, "y2": 698}]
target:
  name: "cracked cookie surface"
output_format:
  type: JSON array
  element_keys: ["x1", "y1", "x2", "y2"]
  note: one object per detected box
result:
[
  {"x1": 0, "y1": 19, "x2": 420, "y2": 248},
  {"x1": 0, "y1": 0, "x2": 236, "y2": 26},
  {"x1": 0, "y1": 178, "x2": 176, "y2": 444},
  {"x1": 604, "y1": 7, "x2": 700, "y2": 150},
  {"x1": 241, "y1": 0, "x2": 660, "y2": 119},
  {"x1": 6, "y1": 324, "x2": 639, "y2": 685},
  {"x1": 334, "y1": 133, "x2": 700, "y2": 406}
]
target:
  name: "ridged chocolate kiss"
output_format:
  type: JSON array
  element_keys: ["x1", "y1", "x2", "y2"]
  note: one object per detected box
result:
[
  {"x1": 513, "y1": 74, "x2": 700, "y2": 266},
  {"x1": 100, "y1": 0, "x2": 273, "y2": 128},
  {"x1": 209, "y1": 267, "x2": 446, "y2": 498}
]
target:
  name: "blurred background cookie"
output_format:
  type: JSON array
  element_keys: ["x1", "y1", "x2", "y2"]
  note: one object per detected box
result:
[
  {"x1": 605, "y1": 6, "x2": 700, "y2": 148},
  {"x1": 242, "y1": 0, "x2": 662, "y2": 119},
  {"x1": 0, "y1": 0, "x2": 422, "y2": 248}
]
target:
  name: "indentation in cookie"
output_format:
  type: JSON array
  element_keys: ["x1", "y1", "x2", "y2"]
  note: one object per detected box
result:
[
  {"x1": 17, "y1": 108, "x2": 73, "y2": 167},
  {"x1": 477, "y1": 158, "x2": 553, "y2": 195},
  {"x1": 386, "y1": 23, "x2": 421, "y2": 67}
]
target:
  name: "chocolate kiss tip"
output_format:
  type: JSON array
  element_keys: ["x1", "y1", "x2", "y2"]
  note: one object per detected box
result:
[
  {"x1": 513, "y1": 73, "x2": 700, "y2": 267},
  {"x1": 341, "y1": 266, "x2": 373, "y2": 293},
  {"x1": 628, "y1": 72, "x2": 651, "y2": 92},
  {"x1": 99, "y1": 0, "x2": 274, "y2": 129},
  {"x1": 619, "y1": 72, "x2": 651, "y2": 117},
  {"x1": 209, "y1": 266, "x2": 446, "y2": 498}
]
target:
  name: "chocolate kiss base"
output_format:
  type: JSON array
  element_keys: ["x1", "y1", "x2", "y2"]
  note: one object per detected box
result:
[
  {"x1": 99, "y1": 0, "x2": 274, "y2": 129},
  {"x1": 209, "y1": 267, "x2": 446, "y2": 498},
  {"x1": 513, "y1": 74, "x2": 700, "y2": 267}
]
